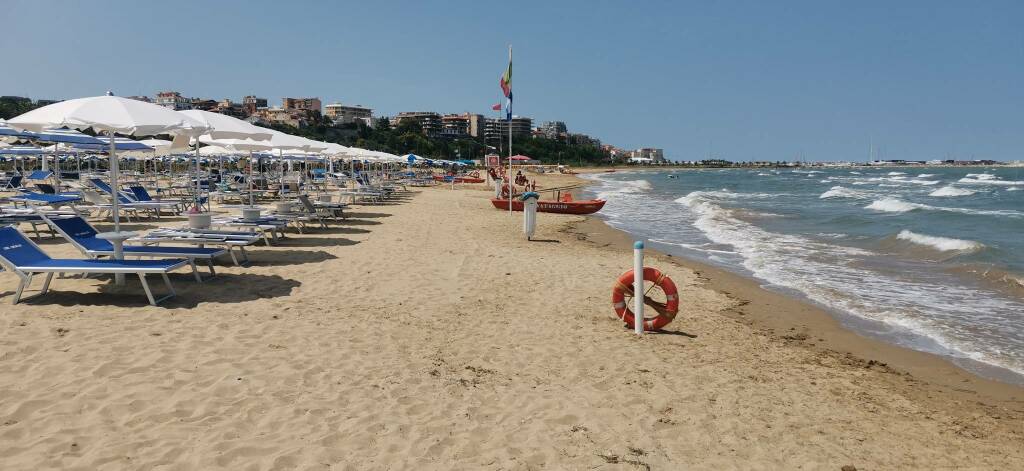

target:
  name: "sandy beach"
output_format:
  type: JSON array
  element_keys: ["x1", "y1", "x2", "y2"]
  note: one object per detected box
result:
[{"x1": 2, "y1": 174, "x2": 1023, "y2": 470}]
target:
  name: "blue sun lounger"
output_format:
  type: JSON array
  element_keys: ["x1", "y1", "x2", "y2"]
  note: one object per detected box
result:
[
  {"x1": 8, "y1": 192, "x2": 81, "y2": 206},
  {"x1": 89, "y1": 178, "x2": 181, "y2": 216},
  {"x1": 46, "y1": 216, "x2": 227, "y2": 282},
  {"x1": 0, "y1": 226, "x2": 186, "y2": 305}
]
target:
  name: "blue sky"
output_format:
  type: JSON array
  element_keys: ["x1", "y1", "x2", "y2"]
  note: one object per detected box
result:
[{"x1": 2, "y1": 0, "x2": 1021, "y2": 162}]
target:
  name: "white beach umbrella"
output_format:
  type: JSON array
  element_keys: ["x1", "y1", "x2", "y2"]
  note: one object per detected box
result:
[
  {"x1": 181, "y1": 111, "x2": 274, "y2": 210},
  {"x1": 180, "y1": 110, "x2": 273, "y2": 141},
  {"x1": 6, "y1": 95, "x2": 208, "y2": 233},
  {"x1": 198, "y1": 145, "x2": 237, "y2": 156}
]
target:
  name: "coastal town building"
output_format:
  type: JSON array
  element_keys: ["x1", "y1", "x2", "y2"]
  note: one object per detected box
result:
[
  {"x1": 282, "y1": 97, "x2": 322, "y2": 114},
  {"x1": 394, "y1": 111, "x2": 442, "y2": 136},
  {"x1": 242, "y1": 96, "x2": 268, "y2": 116},
  {"x1": 440, "y1": 114, "x2": 470, "y2": 137},
  {"x1": 484, "y1": 116, "x2": 533, "y2": 143},
  {"x1": 539, "y1": 121, "x2": 568, "y2": 140},
  {"x1": 252, "y1": 107, "x2": 308, "y2": 128},
  {"x1": 631, "y1": 147, "x2": 665, "y2": 163},
  {"x1": 324, "y1": 102, "x2": 373, "y2": 125},
  {"x1": 215, "y1": 99, "x2": 248, "y2": 119},
  {"x1": 154, "y1": 91, "x2": 191, "y2": 110},
  {"x1": 570, "y1": 133, "x2": 601, "y2": 148},
  {"x1": 190, "y1": 98, "x2": 218, "y2": 111},
  {"x1": 438, "y1": 112, "x2": 487, "y2": 137}
]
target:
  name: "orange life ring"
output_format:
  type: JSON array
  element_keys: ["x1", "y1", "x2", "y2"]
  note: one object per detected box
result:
[{"x1": 611, "y1": 267, "x2": 679, "y2": 331}]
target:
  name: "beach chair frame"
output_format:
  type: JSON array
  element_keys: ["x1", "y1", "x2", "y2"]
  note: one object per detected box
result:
[{"x1": 0, "y1": 226, "x2": 185, "y2": 306}]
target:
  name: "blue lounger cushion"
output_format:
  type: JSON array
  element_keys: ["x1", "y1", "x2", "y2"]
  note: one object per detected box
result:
[
  {"x1": 10, "y1": 193, "x2": 81, "y2": 204},
  {"x1": 16, "y1": 258, "x2": 185, "y2": 272},
  {"x1": 122, "y1": 245, "x2": 224, "y2": 257}
]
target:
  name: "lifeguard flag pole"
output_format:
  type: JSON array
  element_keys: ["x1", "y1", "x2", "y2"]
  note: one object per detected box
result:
[{"x1": 500, "y1": 45, "x2": 513, "y2": 214}]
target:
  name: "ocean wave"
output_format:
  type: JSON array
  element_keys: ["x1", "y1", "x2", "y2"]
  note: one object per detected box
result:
[
  {"x1": 673, "y1": 190, "x2": 776, "y2": 204},
  {"x1": 820, "y1": 186, "x2": 868, "y2": 199},
  {"x1": 965, "y1": 173, "x2": 996, "y2": 180},
  {"x1": 672, "y1": 189, "x2": 1024, "y2": 375},
  {"x1": 929, "y1": 186, "x2": 975, "y2": 197},
  {"x1": 896, "y1": 230, "x2": 985, "y2": 253},
  {"x1": 959, "y1": 177, "x2": 1024, "y2": 186},
  {"x1": 888, "y1": 171, "x2": 907, "y2": 176},
  {"x1": 918, "y1": 173, "x2": 936, "y2": 178},
  {"x1": 866, "y1": 197, "x2": 1022, "y2": 217},
  {"x1": 594, "y1": 178, "x2": 652, "y2": 199},
  {"x1": 866, "y1": 198, "x2": 924, "y2": 213}
]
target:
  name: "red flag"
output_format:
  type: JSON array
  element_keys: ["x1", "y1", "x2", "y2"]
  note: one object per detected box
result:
[{"x1": 491, "y1": 103, "x2": 502, "y2": 111}]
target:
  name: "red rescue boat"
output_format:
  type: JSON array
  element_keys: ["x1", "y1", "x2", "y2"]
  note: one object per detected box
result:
[{"x1": 490, "y1": 194, "x2": 606, "y2": 215}]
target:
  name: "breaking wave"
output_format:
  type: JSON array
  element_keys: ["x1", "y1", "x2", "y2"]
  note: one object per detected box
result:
[
  {"x1": 929, "y1": 186, "x2": 975, "y2": 197},
  {"x1": 897, "y1": 230, "x2": 985, "y2": 253}
]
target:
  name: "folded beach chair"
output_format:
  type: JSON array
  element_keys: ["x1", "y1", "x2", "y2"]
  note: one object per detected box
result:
[
  {"x1": 211, "y1": 215, "x2": 289, "y2": 245},
  {"x1": 0, "y1": 226, "x2": 186, "y2": 306},
  {"x1": 45, "y1": 216, "x2": 227, "y2": 282},
  {"x1": 297, "y1": 194, "x2": 345, "y2": 221},
  {"x1": 269, "y1": 195, "x2": 328, "y2": 231},
  {"x1": 132, "y1": 228, "x2": 260, "y2": 266},
  {"x1": 80, "y1": 189, "x2": 140, "y2": 221}
]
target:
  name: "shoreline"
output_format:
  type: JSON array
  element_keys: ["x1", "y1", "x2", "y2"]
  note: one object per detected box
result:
[{"x1": 567, "y1": 168, "x2": 1024, "y2": 406}]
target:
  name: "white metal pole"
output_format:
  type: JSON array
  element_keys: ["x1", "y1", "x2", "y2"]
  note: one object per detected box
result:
[
  {"x1": 248, "y1": 150, "x2": 255, "y2": 207},
  {"x1": 633, "y1": 241, "x2": 645, "y2": 335},
  {"x1": 109, "y1": 132, "x2": 119, "y2": 233},
  {"x1": 194, "y1": 143, "x2": 201, "y2": 211}
]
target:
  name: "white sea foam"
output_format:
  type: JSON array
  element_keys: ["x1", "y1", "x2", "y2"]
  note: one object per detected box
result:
[
  {"x1": 866, "y1": 198, "x2": 924, "y2": 213},
  {"x1": 929, "y1": 186, "x2": 975, "y2": 197},
  {"x1": 594, "y1": 178, "x2": 652, "y2": 199},
  {"x1": 865, "y1": 197, "x2": 1022, "y2": 217},
  {"x1": 897, "y1": 230, "x2": 984, "y2": 253},
  {"x1": 965, "y1": 173, "x2": 996, "y2": 180},
  {"x1": 820, "y1": 186, "x2": 867, "y2": 199},
  {"x1": 888, "y1": 171, "x2": 907, "y2": 176},
  {"x1": 1008, "y1": 188, "x2": 1022, "y2": 192},
  {"x1": 959, "y1": 177, "x2": 1024, "y2": 186},
  {"x1": 849, "y1": 171, "x2": 862, "y2": 175},
  {"x1": 670, "y1": 190, "x2": 1024, "y2": 376},
  {"x1": 917, "y1": 173, "x2": 936, "y2": 178}
]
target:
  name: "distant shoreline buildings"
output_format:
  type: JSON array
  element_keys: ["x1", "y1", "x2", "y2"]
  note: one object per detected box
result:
[{"x1": 5, "y1": 93, "x2": 1013, "y2": 166}]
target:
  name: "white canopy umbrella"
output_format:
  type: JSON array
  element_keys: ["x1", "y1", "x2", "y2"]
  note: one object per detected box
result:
[
  {"x1": 181, "y1": 110, "x2": 273, "y2": 141},
  {"x1": 6, "y1": 94, "x2": 209, "y2": 284},
  {"x1": 198, "y1": 145, "x2": 238, "y2": 156},
  {"x1": 181, "y1": 110, "x2": 273, "y2": 211}
]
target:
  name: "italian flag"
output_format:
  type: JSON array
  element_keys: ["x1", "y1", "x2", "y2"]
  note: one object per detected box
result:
[{"x1": 500, "y1": 47, "x2": 512, "y2": 99}]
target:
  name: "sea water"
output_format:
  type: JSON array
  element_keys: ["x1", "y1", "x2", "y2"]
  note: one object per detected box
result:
[{"x1": 584, "y1": 167, "x2": 1024, "y2": 383}]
